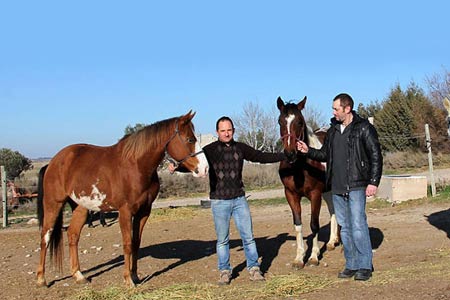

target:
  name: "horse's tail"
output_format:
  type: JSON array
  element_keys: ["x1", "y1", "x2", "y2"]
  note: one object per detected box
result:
[
  {"x1": 37, "y1": 164, "x2": 64, "y2": 271},
  {"x1": 37, "y1": 164, "x2": 48, "y2": 228},
  {"x1": 50, "y1": 208, "x2": 64, "y2": 272}
]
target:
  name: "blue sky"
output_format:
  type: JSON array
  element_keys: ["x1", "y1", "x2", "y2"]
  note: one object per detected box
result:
[{"x1": 1, "y1": 1, "x2": 449, "y2": 158}]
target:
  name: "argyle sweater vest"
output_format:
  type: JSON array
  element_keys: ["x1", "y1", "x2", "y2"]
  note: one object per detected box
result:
[{"x1": 203, "y1": 140, "x2": 285, "y2": 200}]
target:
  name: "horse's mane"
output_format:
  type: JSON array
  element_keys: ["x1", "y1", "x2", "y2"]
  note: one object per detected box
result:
[
  {"x1": 120, "y1": 117, "x2": 178, "y2": 160},
  {"x1": 282, "y1": 102, "x2": 298, "y2": 110}
]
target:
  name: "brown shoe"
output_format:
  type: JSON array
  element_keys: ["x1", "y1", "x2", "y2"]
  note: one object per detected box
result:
[
  {"x1": 249, "y1": 266, "x2": 265, "y2": 281},
  {"x1": 218, "y1": 270, "x2": 232, "y2": 285}
]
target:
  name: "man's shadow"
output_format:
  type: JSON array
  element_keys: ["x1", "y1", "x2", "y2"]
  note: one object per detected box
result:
[{"x1": 426, "y1": 208, "x2": 450, "y2": 238}]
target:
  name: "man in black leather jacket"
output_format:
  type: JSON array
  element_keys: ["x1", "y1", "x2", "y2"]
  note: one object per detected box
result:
[{"x1": 297, "y1": 93, "x2": 382, "y2": 281}]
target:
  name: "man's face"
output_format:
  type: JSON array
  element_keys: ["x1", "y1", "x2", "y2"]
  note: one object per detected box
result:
[
  {"x1": 332, "y1": 99, "x2": 350, "y2": 123},
  {"x1": 217, "y1": 120, "x2": 234, "y2": 143}
]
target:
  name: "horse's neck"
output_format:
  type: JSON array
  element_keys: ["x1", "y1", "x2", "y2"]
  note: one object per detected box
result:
[{"x1": 118, "y1": 129, "x2": 171, "y2": 168}]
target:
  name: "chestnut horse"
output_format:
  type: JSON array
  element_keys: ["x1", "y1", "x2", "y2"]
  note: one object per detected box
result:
[
  {"x1": 277, "y1": 96, "x2": 339, "y2": 268},
  {"x1": 36, "y1": 112, "x2": 208, "y2": 287}
]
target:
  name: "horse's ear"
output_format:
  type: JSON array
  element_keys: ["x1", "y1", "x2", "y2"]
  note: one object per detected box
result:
[
  {"x1": 180, "y1": 110, "x2": 195, "y2": 124},
  {"x1": 277, "y1": 97, "x2": 284, "y2": 110},
  {"x1": 298, "y1": 96, "x2": 307, "y2": 110}
]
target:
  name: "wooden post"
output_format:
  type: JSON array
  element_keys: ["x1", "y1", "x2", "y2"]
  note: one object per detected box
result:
[
  {"x1": 425, "y1": 124, "x2": 436, "y2": 197},
  {"x1": 1, "y1": 166, "x2": 7, "y2": 227}
]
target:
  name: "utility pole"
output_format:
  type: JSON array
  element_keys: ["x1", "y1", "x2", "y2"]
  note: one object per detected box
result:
[
  {"x1": 1, "y1": 166, "x2": 7, "y2": 227},
  {"x1": 425, "y1": 124, "x2": 436, "y2": 197}
]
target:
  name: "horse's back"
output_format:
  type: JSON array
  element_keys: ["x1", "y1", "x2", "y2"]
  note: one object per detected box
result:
[
  {"x1": 44, "y1": 144, "x2": 118, "y2": 199},
  {"x1": 50, "y1": 143, "x2": 115, "y2": 169}
]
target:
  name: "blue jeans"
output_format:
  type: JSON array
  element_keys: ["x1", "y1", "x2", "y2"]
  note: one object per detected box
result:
[
  {"x1": 211, "y1": 196, "x2": 260, "y2": 271},
  {"x1": 333, "y1": 190, "x2": 373, "y2": 270}
]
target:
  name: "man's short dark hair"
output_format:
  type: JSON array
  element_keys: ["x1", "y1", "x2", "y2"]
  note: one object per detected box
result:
[
  {"x1": 333, "y1": 93, "x2": 354, "y2": 110},
  {"x1": 216, "y1": 116, "x2": 235, "y2": 131}
]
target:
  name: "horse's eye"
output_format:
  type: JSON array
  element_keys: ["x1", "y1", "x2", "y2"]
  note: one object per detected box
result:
[{"x1": 187, "y1": 137, "x2": 196, "y2": 144}]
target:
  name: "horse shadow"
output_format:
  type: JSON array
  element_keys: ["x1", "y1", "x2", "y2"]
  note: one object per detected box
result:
[
  {"x1": 426, "y1": 208, "x2": 450, "y2": 238},
  {"x1": 46, "y1": 224, "x2": 384, "y2": 286},
  {"x1": 54, "y1": 233, "x2": 292, "y2": 285}
]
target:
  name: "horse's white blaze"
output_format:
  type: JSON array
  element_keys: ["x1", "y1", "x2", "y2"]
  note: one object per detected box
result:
[
  {"x1": 294, "y1": 225, "x2": 305, "y2": 262},
  {"x1": 193, "y1": 142, "x2": 209, "y2": 178},
  {"x1": 70, "y1": 183, "x2": 106, "y2": 211},
  {"x1": 44, "y1": 229, "x2": 52, "y2": 248},
  {"x1": 285, "y1": 114, "x2": 295, "y2": 146}
]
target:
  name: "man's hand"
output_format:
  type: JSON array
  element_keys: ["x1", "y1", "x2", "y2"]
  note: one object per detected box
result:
[
  {"x1": 366, "y1": 184, "x2": 378, "y2": 197},
  {"x1": 168, "y1": 163, "x2": 176, "y2": 174},
  {"x1": 296, "y1": 141, "x2": 309, "y2": 153}
]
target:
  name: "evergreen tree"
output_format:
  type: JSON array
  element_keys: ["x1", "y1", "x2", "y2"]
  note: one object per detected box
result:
[{"x1": 0, "y1": 148, "x2": 33, "y2": 180}]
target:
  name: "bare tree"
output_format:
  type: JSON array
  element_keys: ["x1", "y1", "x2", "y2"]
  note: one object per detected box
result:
[
  {"x1": 234, "y1": 100, "x2": 279, "y2": 152},
  {"x1": 425, "y1": 67, "x2": 450, "y2": 108},
  {"x1": 303, "y1": 104, "x2": 328, "y2": 130}
]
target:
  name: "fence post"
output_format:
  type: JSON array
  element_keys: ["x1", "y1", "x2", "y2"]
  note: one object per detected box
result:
[
  {"x1": 424, "y1": 124, "x2": 436, "y2": 197},
  {"x1": 1, "y1": 166, "x2": 7, "y2": 227}
]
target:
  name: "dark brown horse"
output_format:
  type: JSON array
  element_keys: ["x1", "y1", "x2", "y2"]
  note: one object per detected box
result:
[
  {"x1": 277, "y1": 96, "x2": 339, "y2": 269},
  {"x1": 36, "y1": 112, "x2": 208, "y2": 287}
]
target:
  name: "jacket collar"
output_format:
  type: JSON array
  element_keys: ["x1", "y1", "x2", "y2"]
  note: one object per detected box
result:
[{"x1": 330, "y1": 111, "x2": 363, "y2": 129}]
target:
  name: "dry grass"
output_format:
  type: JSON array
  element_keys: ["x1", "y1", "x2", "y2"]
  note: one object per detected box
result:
[
  {"x1": 71, "y1": 247, "x2": 450, "y2": 300},
  {"x1": 72, "y1": 273, "x2": 337, "y2": 300}
]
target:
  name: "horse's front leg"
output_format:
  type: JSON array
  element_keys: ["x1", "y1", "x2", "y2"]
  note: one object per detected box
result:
[
  {"x1": 323, "y1": 191, "x2": 340, "y2": 250},
  {"x1": 284, "y1": 187, "x2": 306, "y2": 269},
  {"x1": 131, "y1": 206, "x2": 151, "y2": 283},
  {"x1": 130, "y1": 176, "x2": 159, "y2": 283},
  {"x1": 118, "y1": 208, "x2": 134, "y2": 287},
  {"x1": 67, "y1": 206, "x2": 89, "y2": 284},
  {"x1": 307, "y1": 192, "x2": 322, "y2": 266}
]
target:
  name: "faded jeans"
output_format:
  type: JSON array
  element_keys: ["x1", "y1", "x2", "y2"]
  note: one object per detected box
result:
[
  {"x1": 211, "y1": 196, "x2": 260, "y2": 271},
  {"x1": 333, "y1": 190, "x2": 373, "y2": 270}
]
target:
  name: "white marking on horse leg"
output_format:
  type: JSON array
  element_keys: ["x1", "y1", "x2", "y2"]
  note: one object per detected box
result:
[
  {"x1": 193, "y1": 142, "x2": 209, "y2": 178},
  {"x1": 294, "y1": 225, "x2": 305, "y2": 263},
  {"x1": 329, "y1": 214, "x2": 339, "y2": 245},
  {"x1": 44, "y1": 229, "x2": 53, "y2": 248},
  {"x1": 285, "y1": 114, "x2": 295, "y2": 146},
  {"x1": 310, "y1": 233, "x2": 320, "y2": 263},
  {"x1": 73, "y1": 270, "x2": 86, "y2": 283}
]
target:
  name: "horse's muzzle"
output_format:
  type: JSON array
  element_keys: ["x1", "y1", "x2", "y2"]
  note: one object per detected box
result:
[{"x1": 285, "y1": 150, "x2": 297, "y2": 164}]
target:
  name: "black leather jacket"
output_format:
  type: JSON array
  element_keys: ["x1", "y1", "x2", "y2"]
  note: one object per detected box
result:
[{"x1": 307, "y1": 112, "x2": 383, "y2": 191}]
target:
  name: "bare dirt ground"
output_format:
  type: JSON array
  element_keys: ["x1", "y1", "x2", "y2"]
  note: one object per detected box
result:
[{"x1": 2, "y1": 192, "x2": 450, "y2": 300}]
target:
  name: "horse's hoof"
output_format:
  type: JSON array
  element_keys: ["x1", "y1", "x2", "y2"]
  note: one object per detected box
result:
[
  {"x1": 73, "y1": 271, "x2": 89, "y2": 284},
  {"x1": 307, "y1": 258, "x2": 319, "y2": 266},
  {"x1": 75, "y1": 278, "x2": 89, "y2": 284},
  {"x1": 326, "y1": 243, "x2": 336, "y2": 251},
  {"x1": 131, "y1": 273, "x2": 140, "y2": 284},
  {"x1": 124, "y1": 278, "x2": 136, "y2": 288},
  {"x1": 291, "y1": 261, "x2": 305, "y2": 270},
  {"x1": 36, "y1": 279, "x2": 47, "y2": 288}
]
